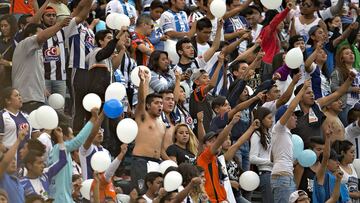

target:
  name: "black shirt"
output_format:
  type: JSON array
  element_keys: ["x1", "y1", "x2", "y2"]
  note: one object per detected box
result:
[{"x1": 166, "y1": 144, "x2": 195, "y2": 165}]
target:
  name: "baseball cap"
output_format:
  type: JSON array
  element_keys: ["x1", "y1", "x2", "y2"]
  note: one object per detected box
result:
[
  {"x1": 191, "y1": 69, "x2": 207, "y2": 81},
  {"x1": 289, "y1": 190, "x2": 309, "y2": 203},
  {"x1": 307, "y1": 25, "x2": 320, "y2": 45},
  {"x1": 275, "y1": 105, "x2": 288, "y2": 123},
  {"x1": 202, "y1": 131, "x2": 219, "y2": 144},
  {"x1": 44, "y1": 6, "x2": 57, "y2": 14}
]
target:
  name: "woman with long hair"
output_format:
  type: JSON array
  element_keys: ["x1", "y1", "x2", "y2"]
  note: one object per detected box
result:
[
  {"x1": 249, "y1": 107, "x2": 273, "y2": 203},
  {"x1": 166, "y1": 123, "x2": 198, "y2": 164},
  {"x1": 148, "y1": 50, "x2": 175, "y2": 93},
  {"x1": 0, "y1": 87, "x2": 31, "y2": 151},
  {"x1": 0, "y1": 14, "x2": 17, "y2": 88},
  {"x1": 335, "y1": 140, "x2": 360, "y2": 202},
  {"x1": 331, "y1": 46, "x2": 360, "y2": 125}
]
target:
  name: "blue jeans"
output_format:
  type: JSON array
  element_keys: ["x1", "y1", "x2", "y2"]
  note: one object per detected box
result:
[
  {"x1": 45, "y1": 80, "x2": 67, "y2": 98},
  {"x1": 236, "y1": 141, "x2": 250, "y2": 171},
  {"x1": 260, "y1": 171, "x2": 273, "y2": 203},
  {"x1": 271, "y1": 175, "x2": 296, "y2": 203}
]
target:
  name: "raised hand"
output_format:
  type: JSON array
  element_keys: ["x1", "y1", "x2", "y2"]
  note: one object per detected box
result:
[
  {"x1": 251, "y1": 119, "x2": 261, "y2": 130},
  {"x1": 120, "y1": 144, "x2": 128, "y2": 155},
  {"x1": 230, "y1": 112, "x2": 241, "y2": 125},
  {"x1": 18, "y1": 123, "x2": 29, "y2": 141},
  {"x1": 303, "y1": 79, "x2": 311, "y2": 90},
  {"x1": 197, "y1": 111, "x2": 204, "y2": 122},
  {"x1": 54, "y1": 127, "x2": 64, "y2": 144},
  {"x1": 348, "y1": 71, "x2": 356, "y2": 81},
  {"x1": 90, "y1": 108, "x2": 100, "y2": 122},
  {"x1": 174, "y1": 69, "x2": 181, "y2": 81},
  {"x1": 292, "y1": 73, "x2": 302, "y2": 84},
  {"x1": 59, "y1": 16, "x2": 72, "y2": 28},
  {"x1": 191, "y1": 177, "x2": 202, "y2": 186},
  {"x1": 256, "y1": 90, "x2": 266, "y2": 101}
]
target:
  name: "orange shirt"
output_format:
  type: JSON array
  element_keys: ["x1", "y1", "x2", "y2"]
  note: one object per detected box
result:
[
  {"x1": 197, "y1": 147, "x2": 227, "y2": 203},
  {"x1": 131, "y1": 31, "x2": 154, "y2": 66},
  {"x1": 91, "y1": 173, "x2": 116, "y2": 202},
  {"x1": 11, "y1": 0, "x2": 35, "y2": 15}
]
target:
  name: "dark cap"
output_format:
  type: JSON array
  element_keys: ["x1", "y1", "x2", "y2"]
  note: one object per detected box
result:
[
  {"x1": 203, "y1": 131, "x2": 219, "y2": 144},
  {"x1": 351, "y1": 102, "x2": 360, "y2": 111},
  {"x1": 307, "y1": 25, "x2": 321, "y2": 45}
]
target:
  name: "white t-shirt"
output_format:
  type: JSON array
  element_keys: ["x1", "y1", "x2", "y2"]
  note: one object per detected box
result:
[
  {"x1": 37, "y1": 132, "x2": 53, "y2": 161},
  {"x1": 340, "y1": 164, "x2": 359, "y2": 203},
  {"x1": 197, "y1": 42, "x2": 210, "y2": 57},
  {"x1": 143, "y1": 194, "x2": 152, "y2": 203},
  {"x1": 271, "y1": 122, "x2": 294, "y2": 175}
]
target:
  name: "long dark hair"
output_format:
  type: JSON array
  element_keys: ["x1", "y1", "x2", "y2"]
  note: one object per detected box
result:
[
  {"x1": 0, "y1": 14, "x2": 18, "y2": 39},
  {"x1": 253, "y1": 107, "x2": 272, "y2": 150},
  {"x1": 148, "y1": 50, "x2": 169, "y2": 73},
  {"x1": 0, "y1": 87, "x2": 15, "y2": 109},
  {"x1": 333, "y1": 140, "x2": 353, "y2": 162}
]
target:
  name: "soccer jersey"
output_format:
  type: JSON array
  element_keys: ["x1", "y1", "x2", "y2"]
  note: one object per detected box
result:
[{"x1": 160, "y1": 10, "x2": 189, "y2": 34}]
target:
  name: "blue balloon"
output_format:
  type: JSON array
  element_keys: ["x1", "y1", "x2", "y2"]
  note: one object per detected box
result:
[
  {"x1": 96, "y1": 20, "x2": 106, "y2": 32},
  {"x1": 298, "y1": 149, "x2": 317, "y2": 167},
  {"x1": 292, "y1": 134, "x2": 304, "y2": 159},
  {"x1": 104, "y1": 99, "x2": 124, "y2": 119}
]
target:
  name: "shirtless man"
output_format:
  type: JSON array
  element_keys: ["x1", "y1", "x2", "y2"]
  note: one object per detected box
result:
[
  {"x1": 323, "y1": 99, "x2": 345, "y2": 142},
  {"x1": 131, "y1": 69, "x2": 166, "y2": 195}
]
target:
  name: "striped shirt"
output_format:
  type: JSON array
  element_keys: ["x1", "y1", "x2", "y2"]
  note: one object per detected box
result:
[
  {"x1": 68, "y1": 23, "x2": 95, "y2": 70},
  {"x1": 43, "y1": 18, "x2": 78, "y2": 80},
  {"x1": 160, "y1": 10, "x2": 189, "y2": 34},
  {"x1": 204, "y1": 52, "x2": 228, "y2": 96}
]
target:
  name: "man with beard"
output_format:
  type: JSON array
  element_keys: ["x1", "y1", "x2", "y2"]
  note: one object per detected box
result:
[
  {"x1": 131, "y1": 69, "x2": 166, "y2": 195},
  {"x1": 40, "y1": 0, "x2": 92, "y2": 99}
]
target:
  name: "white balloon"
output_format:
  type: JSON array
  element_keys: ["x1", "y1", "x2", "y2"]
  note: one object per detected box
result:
[
  {"x1": 116, "y1": 118, "x2": 138, "y2": 143},
  {"x1": 105, "y1": 82, "x2": 127, "y2": 102},
  {"x1": 210, "y1": 0, "x2": 226, "y2": 18},
  {"x1": 285, "y1": 47, "x2": 304, "y2": 69},
  {"x1": 239, "y1": 171, "x2": 260, "y2": 191},
  {"x1": 82, "y1": 93, "x2": 102, "y2": 112},
  {"x1": 48, "y1": 93, "x2": 65, "y2": 109},
  {"x1": 260, "y1": 0, "x2": 282, "y2": 9},
  {"x1": 130, "y1": 66, "x2": 151, "y2": 87},
  {"x1": 106, "y1": 13, "x2": 130, "y2": 30},
  {"x1": 159, "y1": 160, "x2": 178, "y2": 174},
  {"x1": 164, "y1": 171, "x2": 183, "y2": 192},
  {"x1": 36, "y1": 106, "x2": 58, "y2": 130},
  {"x1": 28, "y1": 110, "x2": 41, "y2": 129},
  {"x1": 164, "y1": 40, "x2": 179, "y2": 64},
  {"x1": 91, "y1": 151, "x2": 111, "y2": 173},
  {"x1": 80, "y1": 179, "x2": 94, "y2": 200}
]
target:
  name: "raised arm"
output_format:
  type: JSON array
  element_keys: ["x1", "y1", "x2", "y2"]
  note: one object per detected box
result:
[
  {"x1": 197, "y1": 111, "x2": 206, "y2": 153},
  {"x1": 0, "y1": 124, "x2": 28, "y2": 178},
  {"x1": 275, "y1": 73, "x2": 301, "y2": 108},
  {"x1": 29, "y1": 0, "x2": 50, "y2": 24},
  {"x1": 223, "y1": 32, "x2": 251, "y2": 56},
  {"x1": 135, "y1": 69, "x2": 150, "y2": 119},
  {"x1": 173, "y1": 70, "x2": 181, "y2": 103},
  {"x1": 210, "y1": 112, "x2": 240, "y2": 154},
  {"x1": 318, "y1": 71, "x2": 355, "y2": 108},
  {"x1": 104, "y1": 144, "x2": 127, "y2": 182},
  {"x1": 37, "y1": 17, "x2": 71, "y2": 45},
  {"x1": 204, "y1": 52, "x2": 225, "y2": 94},
  {"x1": 305, "y1": 43, "x2": 322, "y2": 73},
  {"x1": 223, "y1": 0, "x2": 252, "y2": 20},
  {"x1": 279, "y1": 80, "x2": 310, "y2": 126},
  {"x1": 332, "y1": 22, "x2": 359, "y2": 47},
  {"x1": 65, "y1": 108, "x2": 97, "y2": 152},
  {"x1": 173, "y1": 177, "x2": 202, "y2": 203},
  {"x1": 317, "y1": 125, "x2": 332, "y2": 185},
  {"x1": 72, "y1": 0, "x2": 93, "y2": 24},
  {"x1": 325, "y1": 170, "x2": 343, "y2": 203},
  {"x1": 202, "y1": 19, "x2": 222, "y2": 62},
  {"x1": 228, "y1": 91, "x2": 263, "y2": 120},
  {"x1": 46, "y1": 127, "x2": 67, "y2": 180},
  {"x1": 329, "y1": 0, "x2": 345, "y2": 16},
  {"x1": 82, "y1": 112, "x2": 104, "y2": 150},
  {"x1": 224, "y1": 120, "x2": 259, "y2": 161}
]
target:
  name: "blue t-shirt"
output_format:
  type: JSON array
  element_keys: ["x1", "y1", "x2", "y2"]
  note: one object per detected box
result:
[
  {"x1": 0, "y1": 173, "x2": 25, "y2": 203},
  {"x1": 306, "y1": 46, "x2": 334, "y2": 77},
  {"x1": 312, "y1": 171, "x2": 350, "y2": 203}
]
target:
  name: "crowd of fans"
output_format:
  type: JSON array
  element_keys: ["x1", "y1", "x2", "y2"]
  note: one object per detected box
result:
[{"x1": 2, "y1": 0, "x2": 360, "y2": 202}]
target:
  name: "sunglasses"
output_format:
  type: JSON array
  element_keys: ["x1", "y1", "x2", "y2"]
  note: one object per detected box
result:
[{"x1": 45, "y1": 13, "x2": 57, "y2": 17}]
